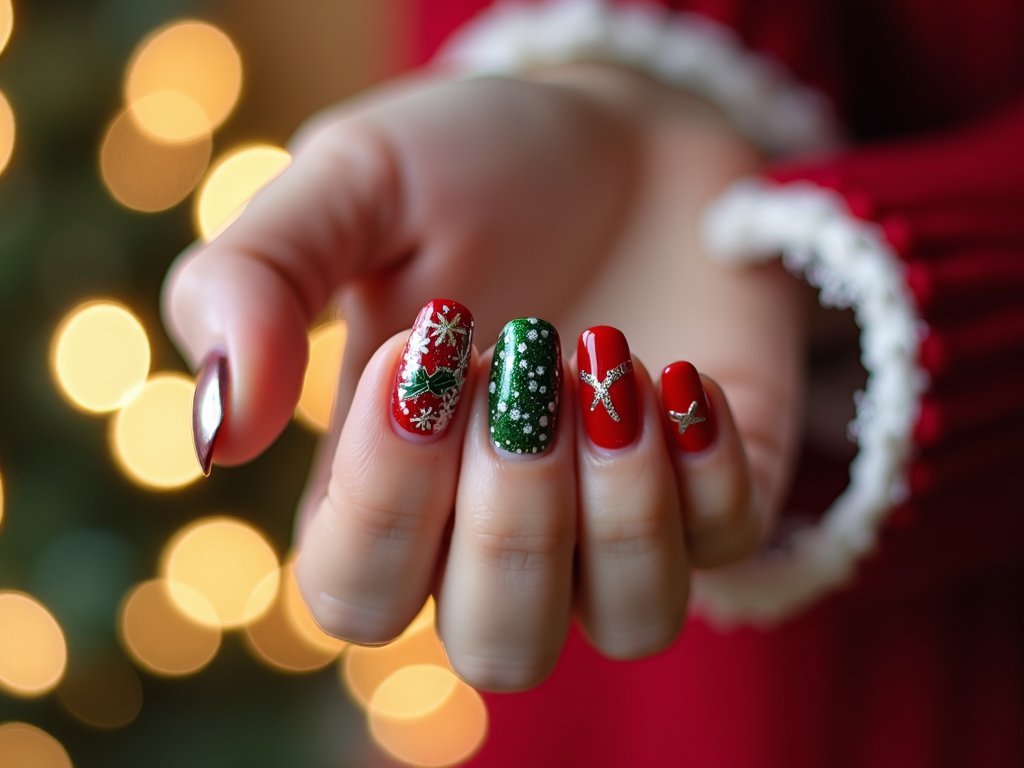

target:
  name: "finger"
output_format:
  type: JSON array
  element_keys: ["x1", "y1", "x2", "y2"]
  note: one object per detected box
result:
[
  {"x1": 162, "y1": 113, "x2": 412, "y2": 465},
  {"x1": 574, "y1": 327, "x2": 689, "y2": 659},
  {"x1": 659, "y1": 363, "x2": 766, "y2": 568},
  {"x1": 439, "y1": 319, "x2": 576, "y2": 691},
  {"x1": 295, "y1": 301, "x2": 476, "y2": 643}
]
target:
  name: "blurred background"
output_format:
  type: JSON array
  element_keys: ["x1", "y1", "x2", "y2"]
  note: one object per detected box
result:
[{"x1": 0, "y1": 1, "x2": 490, "y2": 765}]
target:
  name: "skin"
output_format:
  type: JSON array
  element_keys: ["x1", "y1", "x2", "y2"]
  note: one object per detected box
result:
[{"x1": 163, "y1": 64, "x2": 808, "y2": 691}]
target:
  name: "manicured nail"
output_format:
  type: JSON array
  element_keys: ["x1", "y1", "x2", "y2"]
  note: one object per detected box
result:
[
  {"x1": 392, "y1": 299, "x2": 475, "y2": 436},
  {"x1": 661, "y1": 361, "x2": 714, "y2": 452},
  {"x1": 489, "y1": 318, "x2": 561, "y2": 455},
  {"x1": 192, "y1": 350, "x2": 229, "y2": 476},
  {"x1": 578, "y1": 326, "x2": 638, "y2": 449}
]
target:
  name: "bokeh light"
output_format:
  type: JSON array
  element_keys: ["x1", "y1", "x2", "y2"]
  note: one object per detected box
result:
[
  {"x1": 100, "y1": 106, "x2": 211, "y2": 212},
  {"x1": 57, "y1": 653, "x2": 143, "y2": 729},
  {"x1": 109, "y1": 373, "x2": 202, "y2": 489},
  {"x1": 0, "y1": 723, "x2": 72, "y2": 768},
  {"x1": 129, "y1": 90, "x2": 211, "y2": 144},
  {"x1": 51, "y1": 301, "x2": 150, "y2": 413},
  {"x1": 162, "y1": 517, "x2": 280, "y2": 628},
  {"x1": 296, "y1": 320, "x2": 347, "y2": 432},
  {"x1": 0, "y1": 90, "x2": 14, "y2": 177},
  {"x1": 0, "y1": 592, "x2": 67, "y2": 697},
  {"x1": 0, "y1": 1, "x2": 12, "y2": 59},
  {"x1": 368, "y1": 665, "x2": 488, "y2": 767},
  {"x1": 125, "y1": 20, "x2": 242, "y2": 141},
  {"x1": 342, "y1": 599, "x2": 448, "y2": 709},
  {"x1": 119, "y1": 580, "x2": 220, "y2": 677},
  {"x1": 244, "y1": 561, "x2": 347, "y2": 672},
  {"x1": 195, "y1": 145, "x2": 291, "y2": 240}
]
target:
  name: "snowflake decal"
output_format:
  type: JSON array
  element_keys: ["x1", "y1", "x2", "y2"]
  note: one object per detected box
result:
[
  {"x1": 408, "y1": 329, "x2": 430, "y2": 356},
  {"x1": 435, "y1": 389, "x2": 459, "y2": 432},
  {"x1": 410, "y1": 407, "x2": 436, "y2": 431},
  {"x1": 426, "y1": 311, "x2": 467, "y2": 348}
]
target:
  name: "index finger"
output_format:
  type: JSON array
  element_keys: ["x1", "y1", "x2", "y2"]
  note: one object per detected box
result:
[{"x1": 163, "y1": 117, "x2": 412, "y2": 465}]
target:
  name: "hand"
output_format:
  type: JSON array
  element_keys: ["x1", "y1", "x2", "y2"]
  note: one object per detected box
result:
[{"x1": 163, "y1": 65, "x2": 807, "y2": 688}]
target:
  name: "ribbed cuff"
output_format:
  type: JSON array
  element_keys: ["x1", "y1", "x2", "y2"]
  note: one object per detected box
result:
[
  {"x1": 436, "y1": 0, "x2": 839, "y2": 157},
  {"x1": 698, "y1": 180, "x2": 924, "y2": 624}
]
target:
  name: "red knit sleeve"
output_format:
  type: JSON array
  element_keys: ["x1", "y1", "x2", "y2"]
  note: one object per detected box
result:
[
  {"x1": 700, "y1": 99, "x2": 1024, "y2": 617},
  {"x1": 768, "y1": 101, "x2": 1024, "y2": 597},
  {"x1": 416, "y1": 0, "x2": 1024, "y2": 620}
]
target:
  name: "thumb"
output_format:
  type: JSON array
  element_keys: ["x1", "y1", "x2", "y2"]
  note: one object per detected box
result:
[{"x1": 162, "y1": 119, "x2": 410, "y2": 466}]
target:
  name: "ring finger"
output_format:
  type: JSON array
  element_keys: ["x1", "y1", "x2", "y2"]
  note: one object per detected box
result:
[{"x1": 574, "y1": 326, "x2": 689, "y2": 659}]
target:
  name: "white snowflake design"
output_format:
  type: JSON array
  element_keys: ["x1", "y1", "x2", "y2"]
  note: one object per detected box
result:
[
  {"x1": 434, "y1": 389, "x2": 460, "y2": 432},
  {"x1": 426, "y1": 311, "x2": 468, "y2": 347},
  {"x1": 408, "y1": 329, "x2": 430, "y2": 356},
  {"x1": 410, "y1": 407, "x2": 436, "y2": 431}
]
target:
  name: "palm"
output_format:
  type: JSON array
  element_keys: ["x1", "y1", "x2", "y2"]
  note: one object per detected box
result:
[{"x1": 328, "y1": 75, "x2": 804, "y2": 516}]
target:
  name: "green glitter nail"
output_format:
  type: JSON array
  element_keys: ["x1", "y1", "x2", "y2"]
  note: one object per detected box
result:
[{"x1": 488, "y1": 318, "x2": 561, "y2": 455}]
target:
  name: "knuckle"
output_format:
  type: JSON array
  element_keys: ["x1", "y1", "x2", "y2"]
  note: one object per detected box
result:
[
  {"x1": 447, "y1": 650, "x2": 557, "y2": 693},
  {"x1": 464, "y1": 509, "x2": 570, "y2": 578},
  {"x1": 585, "y1": 512, "x2": 671, "y2": 557},
  {"x1": 326, "y1": 485, "x2": 427, "y2": 548}
]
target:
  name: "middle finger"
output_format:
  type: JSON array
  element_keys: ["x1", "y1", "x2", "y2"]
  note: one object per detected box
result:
[{"x1": 439, "y1": 318, "x2": 576, "y2": 691}]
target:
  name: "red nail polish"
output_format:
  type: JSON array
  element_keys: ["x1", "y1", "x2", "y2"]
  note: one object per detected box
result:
[
  {"x1": 192, "y1": 350, "x2": 229, "y2": 476},
  {"x1": 661, "y1": 361, "x2": 714, "y2": 452},
  {"x1": 577, "y1": 326, "x2": 639, "y2": 449},
  {"x1": 392, "y1": 299, "x2": 474, "y2": 437}
]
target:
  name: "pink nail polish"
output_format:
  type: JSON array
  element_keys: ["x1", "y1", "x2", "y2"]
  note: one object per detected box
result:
[
  {"x1": 661, "y1": 361, "x2": 714, "y2": 453},
  {"x1": 192, "y1": 350, "x2": 229, "y2": 476},
  {"x1": 392, "y1": 299, "x2": 474, "y2": 437}
]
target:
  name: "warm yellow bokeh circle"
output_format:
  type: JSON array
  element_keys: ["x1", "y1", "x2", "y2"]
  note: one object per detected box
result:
[
  {"x1": 51, "y1": 301, "x2": 151, "y2": 413},
  {"x1": 109, "y1": 373, "x2": 202, "y2": 489},
  {"x1": 0, "y1": 0, "x2": 12, "y2": 59},
  {"x1": 0, "y1": 90, "x2": 14, "y2": 178},
  {"x1": 195, "y1": 145, "x2": 291, "y2": 240},
  {"x1": 243, "y1": 562, "x2": 347, "y2": 673},
  {"x1": 128, "y1": 89, "x2": 211, "y2": 144},
  {"x1": 162, "y1": 517, "x2": 280, "y2": 628},
  {"x1": 368, "y1": 665, "x2": 489, "y2": 767},
  {"x1": 119, "y1": 580, "x2": 221, "y2": 677},
  {"x1": 296, "y1": 320, "x2": 347, "y2": 432},
  {"x1": 0, "y1": 723, "x2": 72, "y2": 768},
  {"x1": 100, "y1": 106, "x2": 211, "y2": 213},
  {"x1": 0, "y1": 592, "x2": 68, "y2": 697},
  {"x1": 125, "y1": 20, "x2": 242, "y2": 141}
]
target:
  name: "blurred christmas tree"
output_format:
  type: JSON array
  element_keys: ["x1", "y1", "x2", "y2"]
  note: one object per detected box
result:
[
  {"x1": 0, "y1": 1, "x2": 367, "y2": 765},
  {"x1": 0, "y1": 2, "x2": 489, "y2": 766}
]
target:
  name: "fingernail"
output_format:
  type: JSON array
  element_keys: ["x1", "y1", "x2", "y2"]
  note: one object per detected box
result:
[
  {"x1": 192, "y1": 349, "x2": 229, "y2": 476},
  {"x1": 489, "y1": 318, "x2": 561, "y2": 455},
  {"x1": 392, "y1": 299, "x2": 475, "y2": 437},
  {"x1": 661, "y1": 361, "x2": 714, "y2": 453},
  {"x1": 577, "y1": 326, "x2": 638, "y2": 449}
]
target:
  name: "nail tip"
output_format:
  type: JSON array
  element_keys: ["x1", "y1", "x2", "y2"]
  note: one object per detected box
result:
[{"x1": 192, "y1": 350, "x2": 229, "y2": 477}]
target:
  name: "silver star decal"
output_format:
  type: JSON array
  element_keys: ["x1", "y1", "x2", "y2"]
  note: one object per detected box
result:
[
  {"x1": 580, "y1": 359, "x2": 632, "y2": 422},
  {"x1": 668, "y1": 401, "x2": 706, "y2": 435},
  {"x1": 425, "y1": 311, "x2": 467, "y2": 347}
]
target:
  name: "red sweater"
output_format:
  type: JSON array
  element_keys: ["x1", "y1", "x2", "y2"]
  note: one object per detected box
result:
[{"x1": 400, "y1": 2, "x2": 1024, "y2": 765}]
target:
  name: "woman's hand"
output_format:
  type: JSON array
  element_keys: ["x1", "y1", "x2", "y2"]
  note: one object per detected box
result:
[{"x1": 163, "y1": 65, "x2": 807, "y2": 689}]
